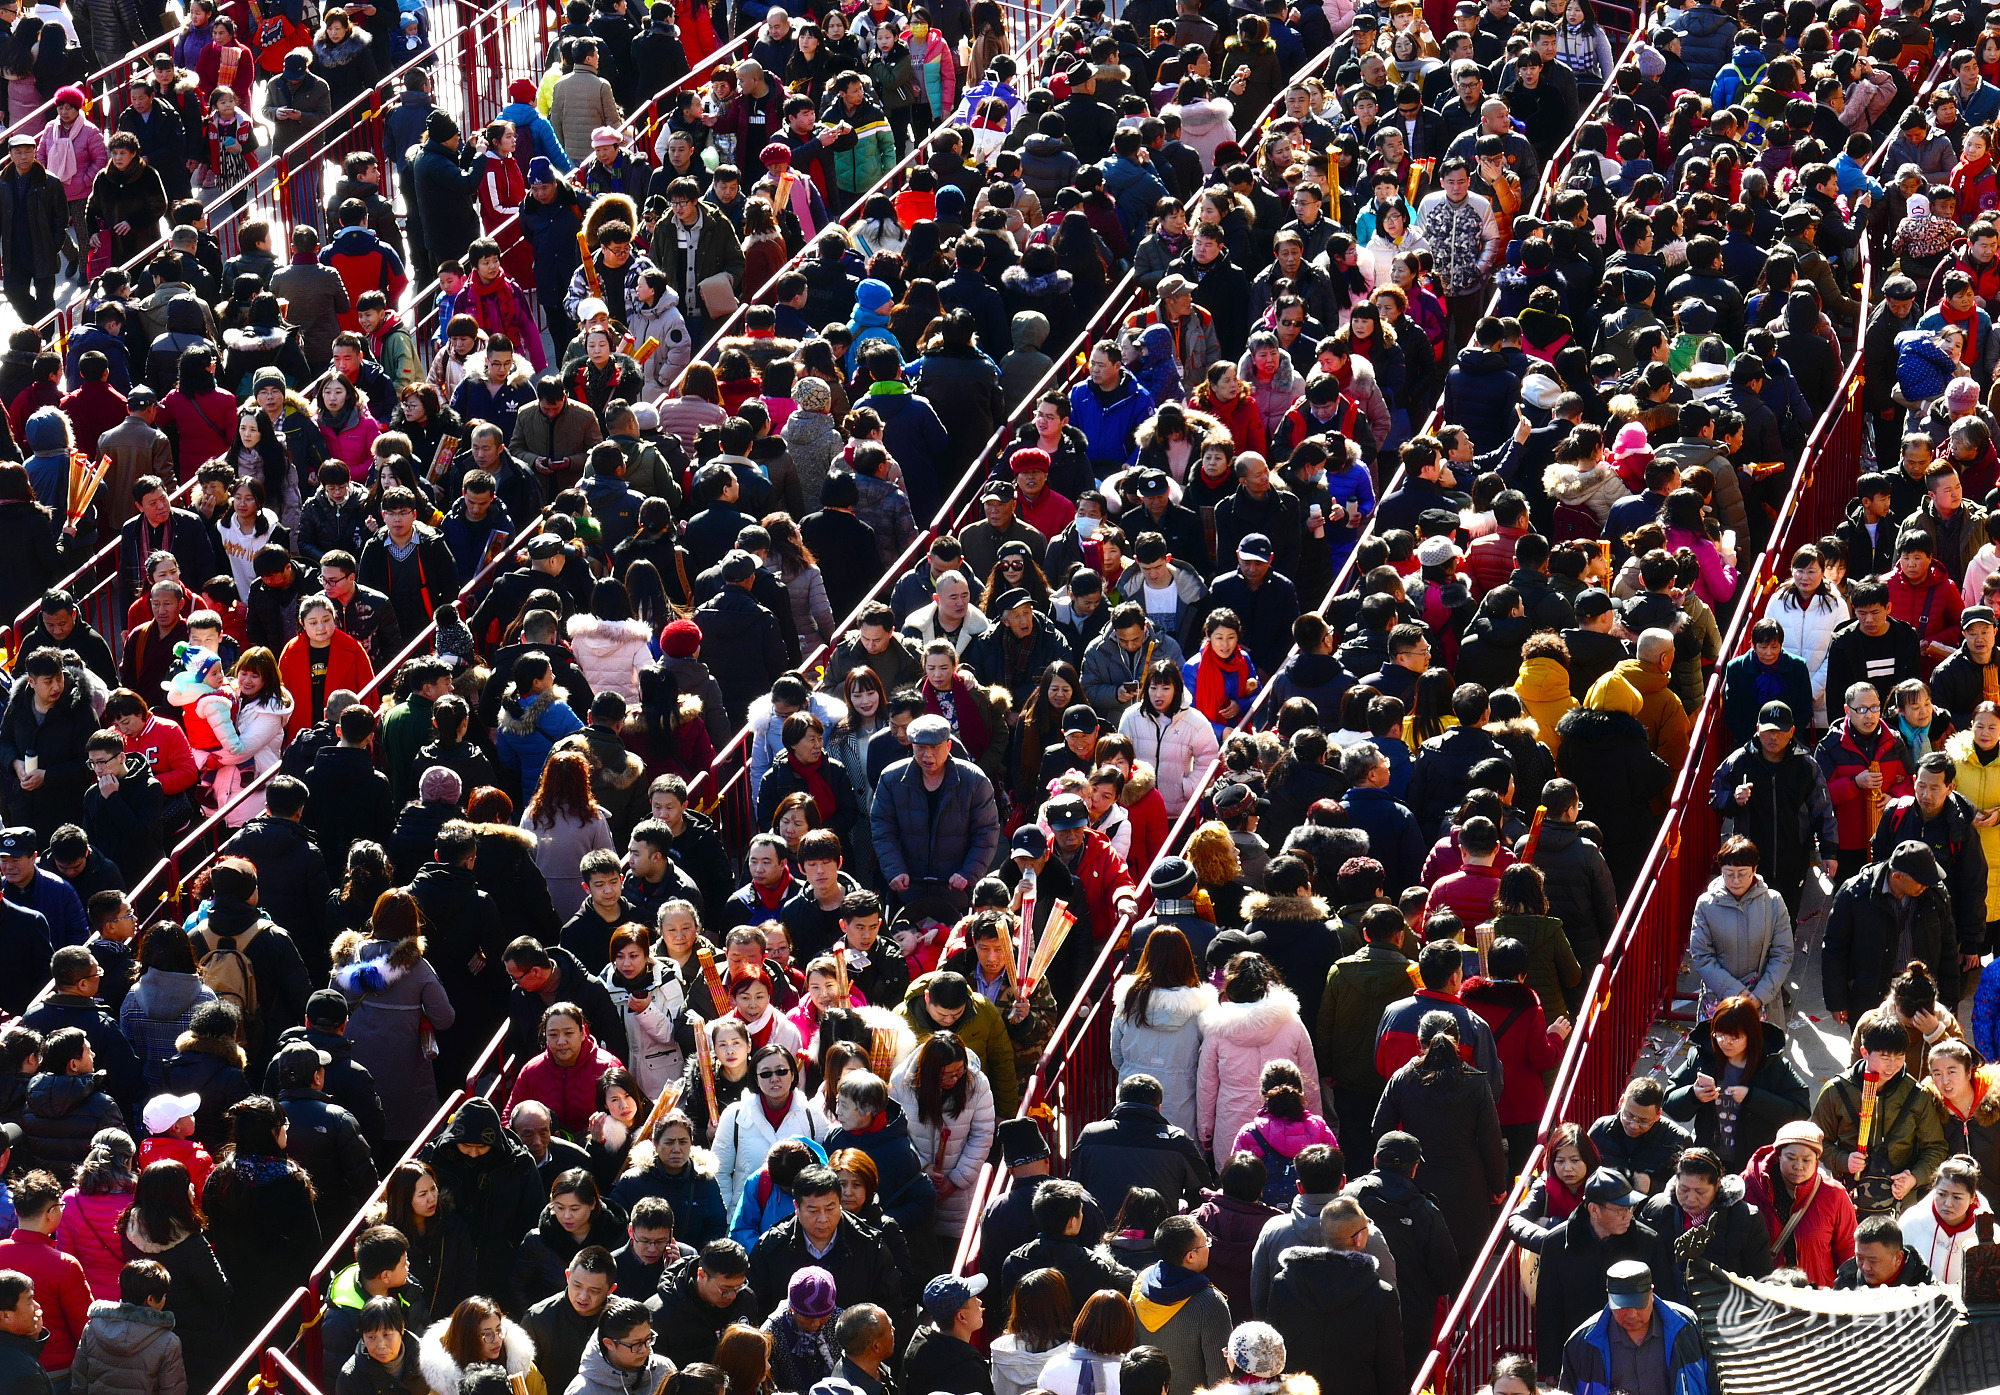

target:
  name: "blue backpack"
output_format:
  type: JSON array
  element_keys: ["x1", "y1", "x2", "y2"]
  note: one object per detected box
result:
[{"x1": 1247, "y1": 1128, "x2": 1299, "y2": 1207}]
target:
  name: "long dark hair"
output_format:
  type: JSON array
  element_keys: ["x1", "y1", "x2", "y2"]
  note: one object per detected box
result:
[
  {"x1": 124, "y1": 1159, "x2": 204, "y2": 1244},
  {"x1": 1122, "y1": 928, "x2": 1199, "y2": 1027},
  {"x1": 913, "y1": 1030, "x2": 970, "y2": 1127}
]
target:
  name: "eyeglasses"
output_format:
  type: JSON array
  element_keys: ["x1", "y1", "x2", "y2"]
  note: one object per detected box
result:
[
  {"x1": 1849, "y1": 704, "x2": 1881, "y2": 714},
  {"x1": 604, "y1": 1336, "x2": 654, "y2": 1352}
]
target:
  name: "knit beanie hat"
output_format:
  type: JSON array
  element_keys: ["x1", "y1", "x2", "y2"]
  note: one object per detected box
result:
[
  {"x1": 795, "y1": 376, "x2": 832, "y2": 412},
  {"x1": 1227, "y1": 1324, "x2": 1287, "y2": 1380},
  {"x1": 419, "y1": 765, "x2": 464, "y2": 804},
  {"x1": 426, "y1": 109, "x2": 460, "y2": 142},
  {"x1": 661, "y1": 618, "x2": 703, "y2": 658},
  {"x1": 856, "y1": 278, "x2": 894, "y2": 313},
  {"x1": 935, "y1": 184, "x2": 967, "y2": 222}
]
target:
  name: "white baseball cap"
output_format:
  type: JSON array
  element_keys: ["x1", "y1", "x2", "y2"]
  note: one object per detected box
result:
[{"x1": 142, "y1": 1092, "x2": 201, "y2": 1135}]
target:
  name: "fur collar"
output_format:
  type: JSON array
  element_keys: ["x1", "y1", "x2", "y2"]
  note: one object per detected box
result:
[
  {"x1": 1243, "y1": 891, "x2": 1331, "y2": 923},
  {"x1": 476, "y1": 822, "x2": 539, "y2": 853},
  {"x1": 622, "y1": 1141, "x2": 720, "y2": 1180},
  {"x1": 1119, "y1": 761, "x2": 1157, "y2": 804},
  {"x1": 173, "y1": 1033, "x2": 245, "y2": 1067},
  {"x1": 497, "y1": 688, "x2": 565, "y2": 736},
  {"x1": 419, "y1": 1317, "x2": 538, "y2": 1390},
  {"x1": 330, "y1": 929, "x2": 427, "y2": 992},
  {"x1": 1199, "y1": 985, "x2": 1303, "y2": 1044},
  {"x1": 120, "y1": 1212, "x2": 190, "y2": 1255},
  {"x1": 553, "y1": 728, "x2": 646, "y2": 790}
]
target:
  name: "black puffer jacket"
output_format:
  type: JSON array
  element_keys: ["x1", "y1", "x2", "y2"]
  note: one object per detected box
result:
[
  {"x1": 119, "y1": 1212, "x2": 232, "y2": 1392},
  {"x1": 1405, "y1": 725, "x2": 1506, "y2": 835},
  {"x1": 383, "y1": 799, "x2": 458, "y2": 883},
  {"x1": 21, "y1": 1071, "x2": 125, "y2": 1168},
  {"x1": 419, "y1": 1098, "x2": 546, "y2": 1303},
  {"x1": 1268, "y1": 1245, "x2": 1404, "y2": 1395},
  {"x1": 1640, "y1": 1174, "x2": 1777, "y2": 1285},
  {"x1": 511, "y1": 1203, "x2": 627, "y2": 1312},
  {"x1": 161, "y1": 1034, "x2": 251, "y2": 1150},
  {"x1": 1342, "y1": 1169, "x2": 1462, "y2": 1372},
  {"x1": 218, "y1": 814, "x2": 331, "y2": 951},
  {"x1": 276, "y1": 1084, "x2": 377, "y2": 1233},
  {"x1": 1517, "y1": 820, "x2": 1619, "y2": 964},
  {"x1": 1553, "y1": 707, "x2": 1671, "y2": 893},
  {"x1": 647, "y1": 1252, "x2": 761, "y2": 1370},
  {"x1": 265, "y1": 1024, "x2": 386, "y2": 1155},
  {"x1": 202, "y1": 1149, "x2": 323, "y2": 1344}
]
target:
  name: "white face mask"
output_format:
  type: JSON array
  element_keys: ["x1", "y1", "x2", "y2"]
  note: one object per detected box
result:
[{"x1": 1075, "y1": 514, "x2": 1101, "y2": 539}]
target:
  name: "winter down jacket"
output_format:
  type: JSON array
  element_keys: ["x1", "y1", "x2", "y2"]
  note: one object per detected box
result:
[
  {"x1": 710, "y1": 1089, "x2": 832, "y2": 1212},
  {"x1": 1773, "y1": 587, "x2": 1851, "y2": 726},
  {"x1": 564, "y1": 613, "x2": 652, "y2": 705},
  {"x1": 1688, "y1": 873, "x2": 1794, "y2": 1015},
  {"x1": 1195, "y1": 986, "x2": 1321, "y2": 1164},
  {"x1": 1109, "y1": 978, "x2": 1216, "y2": 1137},
  {"x1": 1118, "y1": 699, "x2": 1221, "y2": 817},
  {"x1": 890, "y1": 1049, "x2": 997, "y2": 1236}
]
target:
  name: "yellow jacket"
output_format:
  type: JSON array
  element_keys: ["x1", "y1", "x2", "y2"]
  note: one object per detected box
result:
[
  {"x1": 1601, "y1": 658, "x2": 1691, "y2": 770},
  {"x1": 1947, "y1": 729, "x2": 2000, "y2": 920},
  {"x1": 1515, "y1": 654, "x2": 1578, "y2": 758}
]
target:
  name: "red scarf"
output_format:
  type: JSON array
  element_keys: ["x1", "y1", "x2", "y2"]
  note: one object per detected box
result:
[
  {"x1": 1194, "y1": 643, "x2": 1252, "y2": 720},
  {"x1": 760, "y1": 1092, "x2": 793, "y2": 1128},
  {"x1": 1937, "y1": 1198, "x2": 1978, "y2": 1236},
  {"x1": 1940, "y1": 295, "x2": 1983, "y2": 364},
  {"x1": 788, "y1": 751, "x2": 837, "y2": 821},
  {"x1": 1547, "y1": 1177, "x2": 1583, "y2": 1219}
]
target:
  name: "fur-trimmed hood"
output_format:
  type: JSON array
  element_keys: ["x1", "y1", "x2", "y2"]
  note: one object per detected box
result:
[
  {"x1": 1111, "y1": 977, "x2": 1215, "y2": 1031},
  {"x1": 1243, "y1": 891, "x2": 1331, "y2": 924},
  {"x1": 222, "y1": 323, "x2": 296, "y2": 353},
  {"x1": 497, "y1": 687, "x2": 567, "y2": 735},
  {"x1": 1199, "y1": 985, "x2": 1304, "y2": 1046},
  {"x1": 418, "y1": 1316, "x2": 538, "y2": 1391},
  {"x1": 621, "y1": 1138, "x2": 721, "y2": 1180},
  {"x1": 330, "y1": 929, "x2": 427, "y2": 993},
  {"x1": 121, "y1": 1212, "x2": 192, "y2": 1255},
  {"x1": 172, "y1": 1033, "x2": 246, "y2": 1068},
  {"x1": 475, "y1": 821, "x2": 540, "y2": 854},
  {"x1": 583, "y1": 193, "x2": 639, "y2": 252},
  {"x1": 552, "y1": 725, "x2": 646, "y2": 791},
  {"x1": 1135, "y1": 406, "x2": 1227, "y2": 451},
  {"x1": 1119, "y1": 761, "x2": 1157, "y2": 805},
  {"x1": 565, "y1": 613, "x2": 652, "y2": 649}
]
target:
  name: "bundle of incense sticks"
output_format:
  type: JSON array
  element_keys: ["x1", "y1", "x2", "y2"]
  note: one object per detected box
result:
[
  {"x1": 1521, "y1": 805, "x2": 1548, "y2": 862},
  {"x1": 632, "y1": 336, "x2": 661, "y2": 364},
  {"x1": 1024, "y1": 902, "x2": 1076, "y2": 991},
  {"x1": 427, "y1": 434, "x2": 459, "y2": 483},
  {"x1": 695, "y1": 944, "x2": 728, "y2": 1009},
  {"x1": 636, "y1": 1075, "x2": 685, "y2": 1143},
  {"x1": 1857, "y1": 1069, "x2": 1881, "y2": 1156},
  {"x1": 694, "y1": 1026, "x2": 719, "y2": 1122},
  {"x1": 67, "y1": 453, "x2": 109, "y2": 524},
  {"x1": 578, "y1": 230, "x2": 604, "y2": 295},
  {"x1": 1017, "y1": 877, "x2": 1036, "y2": 984}
]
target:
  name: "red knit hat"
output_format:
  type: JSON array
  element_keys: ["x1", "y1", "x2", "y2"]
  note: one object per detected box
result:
[
  {"x1": 660, "y1": 618, "x2": 702, "y2": 658},
  {"x1": 508, "y1": 78, "x2": 538, "y2": 104}
]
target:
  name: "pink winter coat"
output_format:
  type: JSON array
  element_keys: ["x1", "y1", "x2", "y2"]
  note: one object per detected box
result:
[
  {"x1": 37, "y1": 115, "x2": 107, "y2": 202},
  {"x1": 54, "y1": 1187, "x2": 133, "y2": 1300},
  {"x1": 317, "y1": 408, "x2": 383, "y2": 477},
  {"x1": 1196, "y1": 986, "x2": 1322, "y2": 1166},
  {"x1": 1227, "y1": 1109, "x2": 1340, "y2": 1164},
  {"x1": 1664, "y1": 526, "x2": 1739, "y2": 607}
]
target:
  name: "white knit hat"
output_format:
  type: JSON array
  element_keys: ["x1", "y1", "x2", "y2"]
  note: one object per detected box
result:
[{"x1": 1227, "y1": 1323, "x2": 1287, "y2": 1379}]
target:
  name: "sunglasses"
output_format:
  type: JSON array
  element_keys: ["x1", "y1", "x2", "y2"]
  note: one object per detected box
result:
[{"x1": 756, "y1": 1068, "x2": 793, "y2": 1080}]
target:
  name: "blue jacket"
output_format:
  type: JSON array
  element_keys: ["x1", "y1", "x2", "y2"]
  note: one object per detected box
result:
[
  {"x1": 11, "y1": 867, "x2": 86, "y2": 950},
  {"x1": 1832, "y1": 151, "x2": 1884, "y2": 201},
  {"x1": 64, "y1": 326, "x2": 130, "y2": 391},
  {"x1": 1708, "y1": 43, "x2": 1767, "y2": 107},
  {"x1": 583, "y1": 474, "x2": 646, "y2": 551},
  {"x1": 868, "y1": 383, "x2": 949, "y2": 520},
  {"x1": 1339, "y1": 785, "x2": 1425, "y2": 892},
  {"x1": 728, "y1": 1136, "x2": 829, "y2": 1248},
  {"x1": 845, "y1": 304, "x2": 901, "y2": 373},
  {"x1": 500, "y1": 100, "x2": 571, "y2": 173},
  {"x1": 1667, "y1": 2, "x2": 1736, "y2": 88},
  {"x1": 495, "y1": 687, "x2": 587, "y2": 797},
  {"x1": 384, "y1": 91, "x2": 434, "y2": 173},
  {"x1": 1099, "y1": 153, "x2": 1170, "y2": 241},
  {"x1": 1068, "y1": 370, "x2": 1155, "y2": 469},
  {"x1": 1558, "y1": 1300, "x2": 1710, "y2": 1395}
]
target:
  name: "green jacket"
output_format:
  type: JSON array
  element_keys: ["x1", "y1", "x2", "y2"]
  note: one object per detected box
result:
[
  {"x1": 1489, "y1": 911, "x2": 1582, "y2": 1017},
  {"x1": 1810, "y1": 1062, "x2": 1950, "y2": 1208},
  {"x1": 379, "y1": 691, "x2": 434, "y2": 806},
  {"x1": 822, "y1": 95, "x2": 897, "y2": 197},
  {"x1": 1316, "y1": 945, "x2": 1415, "y2": 1089},
  {"x1": 900, "y1": 971, "x2": 1021, "y2": 1116}
]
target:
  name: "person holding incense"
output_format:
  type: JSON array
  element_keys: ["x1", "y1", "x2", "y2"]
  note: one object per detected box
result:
[{"x1": 1813, "y1": 1012, "x2": 1953, "y2": 1217}]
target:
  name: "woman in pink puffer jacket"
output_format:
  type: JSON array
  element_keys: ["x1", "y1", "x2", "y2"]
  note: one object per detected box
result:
[
  {"x1": 56, "y1": 1134, "x2": 139, "y2": 1299},
  {"x1": 1196, "y1": 955, "x2": 1321, "y2": 1167}
]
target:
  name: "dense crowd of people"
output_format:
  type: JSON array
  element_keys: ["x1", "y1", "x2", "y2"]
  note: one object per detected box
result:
[{"x1": 0, "y1": 0, "x2": 1991, "y2": 1386}]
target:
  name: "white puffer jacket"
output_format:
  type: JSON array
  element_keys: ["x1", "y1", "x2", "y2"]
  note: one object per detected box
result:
[
  {"x1": 597, "y1": 960, "x2": 690, "y2": 1099},
  {"x1": 711, "y1": 1088, "x2": 832, "y2": 1210},
  {"x1": 1772, "y1": 585, "x2": 1851, "y2": 726},
  {"x1": 566, "y1": 613, "x2": 653, "y2": 704},
  {"x1": 1118, "y1": 697, "x2": 1220, "y2": 816},
  {"x1": 889, "y1": 1048, "x2": 997, "y2": 1236},
  {"x1": 1109, "y1": 978, "x2": 1216, "y2": 1136},
  {"x1": 220, "y1": 691, "x2": 294, "y2": 826}
]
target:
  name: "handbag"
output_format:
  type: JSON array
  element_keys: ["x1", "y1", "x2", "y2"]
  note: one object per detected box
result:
[{"x1": 698, "y1": 271, "x2": 739, "y2": 319}]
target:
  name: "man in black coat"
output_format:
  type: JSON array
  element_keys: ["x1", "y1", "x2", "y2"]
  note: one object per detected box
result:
[
  {"x1": 1518, "y1": 780, "x2": 1619, "y2": 968},
  {"x1": 1176, "y1": 228, "x2": 1252, "y2": 360},
  {"x1": 80, "y1": 738, "x2": 162, "y2": 894},
  {"x1": 1207, "y1": 535, "x2": 1300, "y2": 681},
  {"x1": 746, "y1": 1167, "x2": 905, "y2": 1321},
  {"x1": 1707, "y1": 700, "x2": 1838, "y2": 918},
  {"x1": 272, "y1": 1040, "x2": 377, "y2": 1233},
  {"x1": 218, "y1": 776, "x2": 330, "y2": 959},
  {"x1": 421, "y1": 1097, "x2": 545, "y2": 1301},
  {"x1": 525, "y1": 1247, "x2": 617, "y2": 1395},
  {"x1": 977, "y1": 1119, "x2": 1104, "y2": 1301},
  {"x1": 649, "y1": 1243, "x2": 759, "y2": 1370},
  {"x1": 304, "y1": 707, "x2": 396, "y2": 879},
  {"x1": 1871, "y1": 751, "x2": 1989, "y2": 960},
  {"x1": 1404, "y1": 687, "x2": 1506, "y2": 835},
  {"x1": 799, "y1": 472, "x2": 884, "y2": 627},
  {"x1": 965, "y1": 591, "x2": 1069, "y2": 708},
  {"x1": 997, "y1": 1179, "x2": 1136, "y2": 1311},
  {"x1": 1825, "y1": 841, "x2": 1964, "y2": 1023},
  {"x1": 501, "y1": 938, "x2": 625, "y2": 1065},
  {"x1": 267, "y1": 990, "x2": 387, "y2": 1156},
  {"x1": 469, "y1": 533, "x2": 595, "y2": 645},
  {"x1": 1532, "y1": 1167, "x2": 1683, "y2": 1380},
  {"x1": 14, "y1": 592, "x2": 114, "y2": 686},
  {"x1": 1269, "y1": 1197, "x2": 1404, "y2": 1395},
  {"x1": 117, "y1": 479, "x2": 218, "y2": 607},
  {"x1": 1341, "y1": 1133, "x2": 1460, "y2": 1373},
  {"x1": 692, "y1": 549, "x2": 799, "y2": 669},
  {"x1": 693, "y1": 552, "x2": 790, "y2": 726},
  {"x1": 1067, "y1": 1076, "x2": 1210, "y2": 1214},
  {"x1": 19, "y1": 946, "x2": 143, "y2": 1114},
  {"x1": 410, "y1": 114, "x2": 484, "y2": 270}
]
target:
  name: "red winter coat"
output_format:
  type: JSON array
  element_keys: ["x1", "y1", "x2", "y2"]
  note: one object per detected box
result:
[
  {"x1": 1430, "y1": 861, "x2": 1506, "y2": 928},
  {"x1": 277, "y1": 628, "x2": 375, "y2": 736},
  {"x1": 159, "y1": 387, "x2": 239, "y2": 480},
  {"x1": 1466, "y1": 526, "x2": 1527, "y2": 598},
  {"x1": 504, "y1": 1034, "x2": 624, "y2": 1134},
  {"x1": 1741, "y1": 1142, "x2": 1857, "y2": 1286},
  {"x1": 1460, "y1": 976, "x2": 1565, "y2": 1126},
  {"x1": 1121, "y1": 772, "x2": 1172, "y2": 873},
  {"x1": 1060, "y1": 827, "x2": 1136, "y2": 940},
  {"x1": 0, "y1": 1228, "x2": 93, "y2": 1370},
  {"x1": 1816, "y1": 717, "x2": 1916, "y2": 851},
  {"x1": 1886, "y1": 558, "x2": 1964, "y2": 670},
  {"x1": 122, "y1": 714, "x2": 197, "y2": 796},
  {"x1": 53, "y1": 1187, "x2": 131, "y2": 1301}
]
